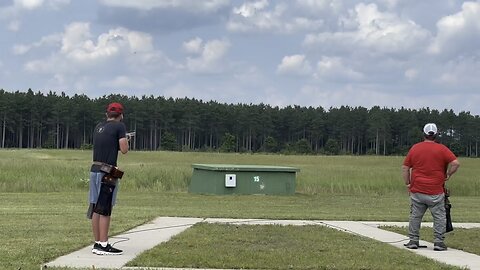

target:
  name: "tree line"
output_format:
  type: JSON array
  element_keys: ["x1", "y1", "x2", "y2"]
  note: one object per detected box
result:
[{"x1": 1, "y1": 89, "x2": 479, "y2": 156}]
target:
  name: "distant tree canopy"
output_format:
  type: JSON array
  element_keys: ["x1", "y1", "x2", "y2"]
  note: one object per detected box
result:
[{"x1": 1, "y1": 89, "x2": 479, "y2": 157}]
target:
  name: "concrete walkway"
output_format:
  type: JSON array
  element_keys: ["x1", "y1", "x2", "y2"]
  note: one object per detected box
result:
[
  {"x1": 45, "y1": 217, "x2": 480, "y2": 270},
  {"x1": 45, "y1": 217, "x2": 203, "y2": 269}
]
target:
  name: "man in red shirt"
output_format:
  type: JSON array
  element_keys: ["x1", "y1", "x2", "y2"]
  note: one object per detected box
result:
[{"x1": 402, "y1": 123, "x2": 460, "y2": 251}]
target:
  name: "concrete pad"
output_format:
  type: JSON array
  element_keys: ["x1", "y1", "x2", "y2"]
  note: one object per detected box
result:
[
  {"x1": 319, "y1": 220, "x2": 480, "y2": 270},
  {"x1": 44, "y1": 217, "x2": 203, "y2": 269},
  {"x1": 45, "y1": 217, "x2": 480, "y2": 270},
  {"x1": 205, "y1": 218, "x2": 318, "y2": 226},
  {"x1": 319, "y1": 220, "x2": 409, "y2": 243},
  {"x1": 362, "y1": 221, "x2": 480, "y2": 229}
]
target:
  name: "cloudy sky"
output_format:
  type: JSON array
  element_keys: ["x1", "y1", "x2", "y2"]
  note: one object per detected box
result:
[{"x1": 1, "y1": 0, "x2": 480, "y2": 114}]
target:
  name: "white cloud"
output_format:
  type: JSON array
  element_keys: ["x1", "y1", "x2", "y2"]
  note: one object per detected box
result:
[
  {"x1": 228, "y1": 0, "x2": 281, "y2": 32},
  {"x1": 277, "y1": 54, "x2": 312, "y2": 76},
  {"x1": 0, "y1": 0, "x2": 70, "y2": 31},
  {"x1": 163, "y1": 82, "x2": 196, "y2": 99},
  {"x1": 428, "y1": 1, "x2": 480, "y2": 58},
  {"x1": 14, "y1": 0, "x2": 45, "y2": 10},
  {"x1": 125, "y1": 50, "x2": 180, "y2": 77},
  {"x1": 304, "y1": 3, "x2": 432, "y2": 56},
  {"x1": 11, "y1": 0, "x2": 70, "y2": 11},
  {"x1": 186, "y1": 39, "x2": 231, "y2": 73},
  {"x1": 299, "y1": 84, "x2": 392, "y2": 109},
  {"x1": 262, "y1": 86, "x2": 291, "y2": 107},
  {"x1": 24, "y1": 56, "x2": 58, "y2": 73},
  {"x1": 46, "y1": 0, "x2": 70, "y2": 9},
  {"x1": 404, "y1": 68, "x2": 419, "y2": 81},
  {"x1": 7, "y1": 20, "x2": 20, "y2": 31},
  {"x1": 162, "y1": 81, "x2": 246, "y2": 103},
  {"x1": 1, "y1": 0, "x2": 68, "y2": 18},
  {"x1": 13, "y1": 44, "x2": 30, "y2": 55},
  {"x1": 377, "y1": 0, "x2": 400, "y2": 9},
  {"x1": 99, "y1": 0, "x2": 229, "y2": 12},
  {"x1": 438, "y1": 73, "x2": 457, "y2": 84},
  {"x1": 233, "y1": 65, "x2": 264, "y2": 84},
  {"x1": 284, "y1": 17, "x2": 324, "y2": 32},
  {"x1": 58, "y1": 22, "x2": 154, "y2": 63},
  {"x1": 13, "y1": 33, "x2": 62, "y2": 55},
  {"x1": 314, "y1": 56, "x2": 363, "y2": 81},
  {"x1": 295, "y1": 0, "x2": 343, "y2": 14},
  {"x1": 297, "y1": 83, "x2": 462, "y2": 112},
  {"x1": 434, "y1": 56, "x2": 480, "y2": 87},
  {"x1": 182, "y1": 37, "x2": 203, "y2": 54},
  {"x1": 233, "y1": 0, "x2": 269, "y2": 17},
  {"x1": 23, "y1": 21, "x2": 177, "y2": 93},
  {"x1": 100, "y1": 75, "x2": 153, "y2": 90},
  {"x1": 228, "y1": 0, "x2": 324, "y2": 33},
  {"x1": 0, "y1": 6, "x2": 20, "y2": 31}
]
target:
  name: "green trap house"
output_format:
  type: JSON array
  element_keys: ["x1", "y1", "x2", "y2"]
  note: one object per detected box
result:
[{"x1": 189, "y1": 164, "x2": 299, "y2": 195}]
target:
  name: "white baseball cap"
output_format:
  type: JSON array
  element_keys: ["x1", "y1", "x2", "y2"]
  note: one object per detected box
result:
[{"x1": 423, "y1": 123, "x2": 438, "y2": 135}]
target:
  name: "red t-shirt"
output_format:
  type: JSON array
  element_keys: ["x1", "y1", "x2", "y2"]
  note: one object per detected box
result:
[{"x1": 403, "y1": 141, "x2": 457, "y2": 195}]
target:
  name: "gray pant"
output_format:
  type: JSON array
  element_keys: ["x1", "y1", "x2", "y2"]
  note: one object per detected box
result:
[{"x1": 409, "y1": 192, "x2": 446, "y2": 243}]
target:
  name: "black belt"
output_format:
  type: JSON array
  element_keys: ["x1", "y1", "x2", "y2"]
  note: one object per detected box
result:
[
  {"x1": 92, "y1": 161, "x2": 113, "y2": 166},
  {"x1": 91, "y1": 161, "x2": 113, "y2": 172},
  {"x1": 91, "y1": 161, "x2": 124, "y2": 179}
]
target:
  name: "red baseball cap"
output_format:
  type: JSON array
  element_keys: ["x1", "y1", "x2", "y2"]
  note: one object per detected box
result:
[{"x1": 107, "y1": 102, "x2": 124, "y2": 114}]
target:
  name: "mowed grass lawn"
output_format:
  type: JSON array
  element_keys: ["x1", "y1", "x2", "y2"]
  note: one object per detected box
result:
[
  {"x1": 0, "y1": 149, "x2": 479, "y2": 269},
  {"x1": 128, "y1": 223, "x2": 461, "y2": 270}
]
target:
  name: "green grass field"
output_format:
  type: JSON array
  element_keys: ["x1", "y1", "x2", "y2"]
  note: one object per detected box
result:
[
  {"x1": 0, "y1": 149, "x2": 478, "y2": 269},
  {"x1": 1, "y1": 149, "x2": 478, "y2": 195}
]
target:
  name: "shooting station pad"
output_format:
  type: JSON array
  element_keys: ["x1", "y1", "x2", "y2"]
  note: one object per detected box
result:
[
  {"x1": 189, "y1": 164, "x2": 299, "y2": 195},
  {"x1": 45, "y1": 217, "x2": 480, "y2": 270}
]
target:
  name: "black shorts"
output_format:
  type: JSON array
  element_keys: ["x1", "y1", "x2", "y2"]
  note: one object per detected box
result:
[{"x1": 93, "y1": 183, "x2": 116, "y2": 216}]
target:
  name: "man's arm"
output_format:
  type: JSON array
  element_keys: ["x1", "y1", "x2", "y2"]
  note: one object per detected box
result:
[
  {"x1": 119, "y1": 137, "x2": 129, "y2": 154},
  {"x1": 402, "y1": 165, "x2": 411, "y2": 187},
  {"x1": 446, "y1": 159, "x2": 460, "y2": 180}
]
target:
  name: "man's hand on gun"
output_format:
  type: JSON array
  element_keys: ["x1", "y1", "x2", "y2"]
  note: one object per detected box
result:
[{"x1": 126, "y1": 131, "x2": 136, "y2": 141}]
